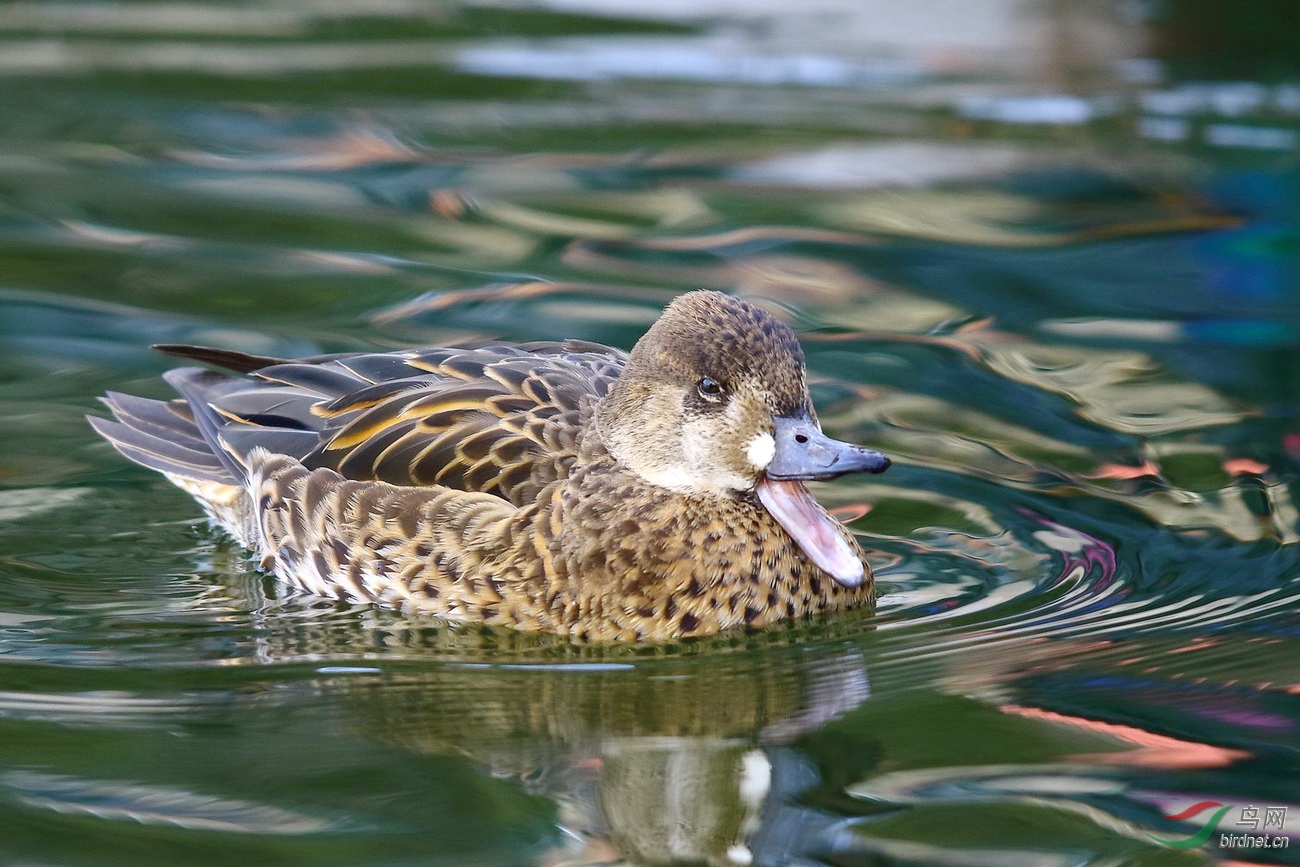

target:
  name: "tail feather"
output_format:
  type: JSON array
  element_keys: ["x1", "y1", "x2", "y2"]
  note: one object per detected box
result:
[
  {"x1": 162, "y1": 368, "x2": 252, "y2": 482},
  {"x1": 89, "y1": 365, "x2": 258, "y2": 487},
  {"x1": 102, "y1": 391, "x2": 210, "y2": 453},
  {"x1": 151, "y1": 343, "x2": 364, "y2": 376},
  {"x1": 87, "y1": 414, "x2": 235, "y2": 486},
  {"x1": 91, "y1": 358, "x2": 344, "y2": 491},
  {"x1": 152, "y1": 343, "x2": 288, "y2": 374}
]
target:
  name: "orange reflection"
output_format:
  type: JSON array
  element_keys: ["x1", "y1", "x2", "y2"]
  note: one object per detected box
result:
[{"x1": 1002, "y1": 704, "x2": 1251, "y2": 769}]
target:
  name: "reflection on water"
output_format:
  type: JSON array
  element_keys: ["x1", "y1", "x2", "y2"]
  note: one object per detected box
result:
[
  {"x1": 0, "y1": 0, "x2": 1298, "y2": 864},
  {"x1": 340, "y1": 648, "x2": 874, "y2": 865}
]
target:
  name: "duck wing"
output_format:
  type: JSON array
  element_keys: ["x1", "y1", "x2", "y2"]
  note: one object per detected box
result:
[{"x1": 151, "y1": 341, "x2": 627, "y2": 507}]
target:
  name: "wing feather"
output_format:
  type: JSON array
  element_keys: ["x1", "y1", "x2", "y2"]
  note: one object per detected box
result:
[{"x1": 173, "y1": 342, "x2": 630, "y2": 507}]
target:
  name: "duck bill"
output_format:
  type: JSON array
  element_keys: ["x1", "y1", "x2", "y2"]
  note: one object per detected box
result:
[
  {"x1": 764, "y1": 415, "x2": 890, "y2": 481},
  {"x1": 756, "y1": 415, "x2": 890, "y2": 587}
]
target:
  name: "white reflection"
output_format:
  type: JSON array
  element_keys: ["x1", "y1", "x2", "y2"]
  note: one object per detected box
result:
[
  {"x1": 455, "y1": 38, "x2": 921, "y2": 87},
  {"x1": 3, "y1": 769, "x2": 343, "y2": 834},
  {"x1": 958, "y1": 94, "x2": 1117, "y2": 125},
  {"x1": 1205, "y1": 124, "x2": 1299, "y2": 151}
]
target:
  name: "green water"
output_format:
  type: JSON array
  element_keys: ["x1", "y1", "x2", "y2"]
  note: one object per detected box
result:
[{"x1": 1, "y1": 2, "x2": 1298, "y2": 864}]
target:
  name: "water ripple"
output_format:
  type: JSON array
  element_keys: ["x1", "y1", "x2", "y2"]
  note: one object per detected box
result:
[{"x1": 3, "y1": 770, "x2": 344, "y2": 834}]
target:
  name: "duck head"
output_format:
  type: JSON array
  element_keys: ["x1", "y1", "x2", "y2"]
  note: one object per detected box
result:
[{"x1": 596, "y1": 291, "x2": 890, "y2": 587}]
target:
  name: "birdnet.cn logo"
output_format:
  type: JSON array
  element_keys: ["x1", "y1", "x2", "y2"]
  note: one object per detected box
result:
[{"x1": 1149, "y1": 801, "x2": 1291, "y2": 850}]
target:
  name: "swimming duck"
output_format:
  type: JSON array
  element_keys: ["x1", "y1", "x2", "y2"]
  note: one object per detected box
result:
[{"x1": 90, "y1": 291, "x2": 889, "y2": 641}]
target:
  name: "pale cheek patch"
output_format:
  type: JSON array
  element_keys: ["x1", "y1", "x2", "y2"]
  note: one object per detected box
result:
[
  {"x1": 746, "y1": 432, "x2": 775, "y2": 470},
  {"x1": 639, "y1": 465, "x2": 697, "y2": 493}
]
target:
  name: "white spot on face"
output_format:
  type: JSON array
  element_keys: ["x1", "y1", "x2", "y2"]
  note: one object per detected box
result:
[{"x1": 746, "y1": 432, "x2": 775, "y2": 470}]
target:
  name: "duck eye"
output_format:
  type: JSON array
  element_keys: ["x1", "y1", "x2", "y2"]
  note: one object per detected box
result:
[{"x1": 696, "y1": 377, "x2": 723, "y2": 399}]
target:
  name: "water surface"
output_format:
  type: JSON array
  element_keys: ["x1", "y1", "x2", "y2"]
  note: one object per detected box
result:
[{"x1": 1, "y1": 1, "x2": 1298, "y2": 864}]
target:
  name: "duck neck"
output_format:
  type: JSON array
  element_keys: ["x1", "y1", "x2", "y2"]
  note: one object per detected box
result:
[{"x1": 594, "y1": 379, "x2": 693, "y2": 493}]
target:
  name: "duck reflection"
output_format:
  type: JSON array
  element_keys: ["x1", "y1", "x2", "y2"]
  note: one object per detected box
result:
[
  {"x1": 230, "y1": 586, "x2": 876, "y2": 866},
  {"x1": 349, "y1": 644, "x2": 870, "y2": 866}
]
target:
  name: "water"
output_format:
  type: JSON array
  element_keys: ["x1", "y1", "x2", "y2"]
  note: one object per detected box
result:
[{"x1": 1, "y1": 1, "x2": 1298, "y2": 864}]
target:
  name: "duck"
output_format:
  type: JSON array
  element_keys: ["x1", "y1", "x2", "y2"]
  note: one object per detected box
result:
[{"x1": 89, "y1": 291, "x2": 890, "y2": 642}]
